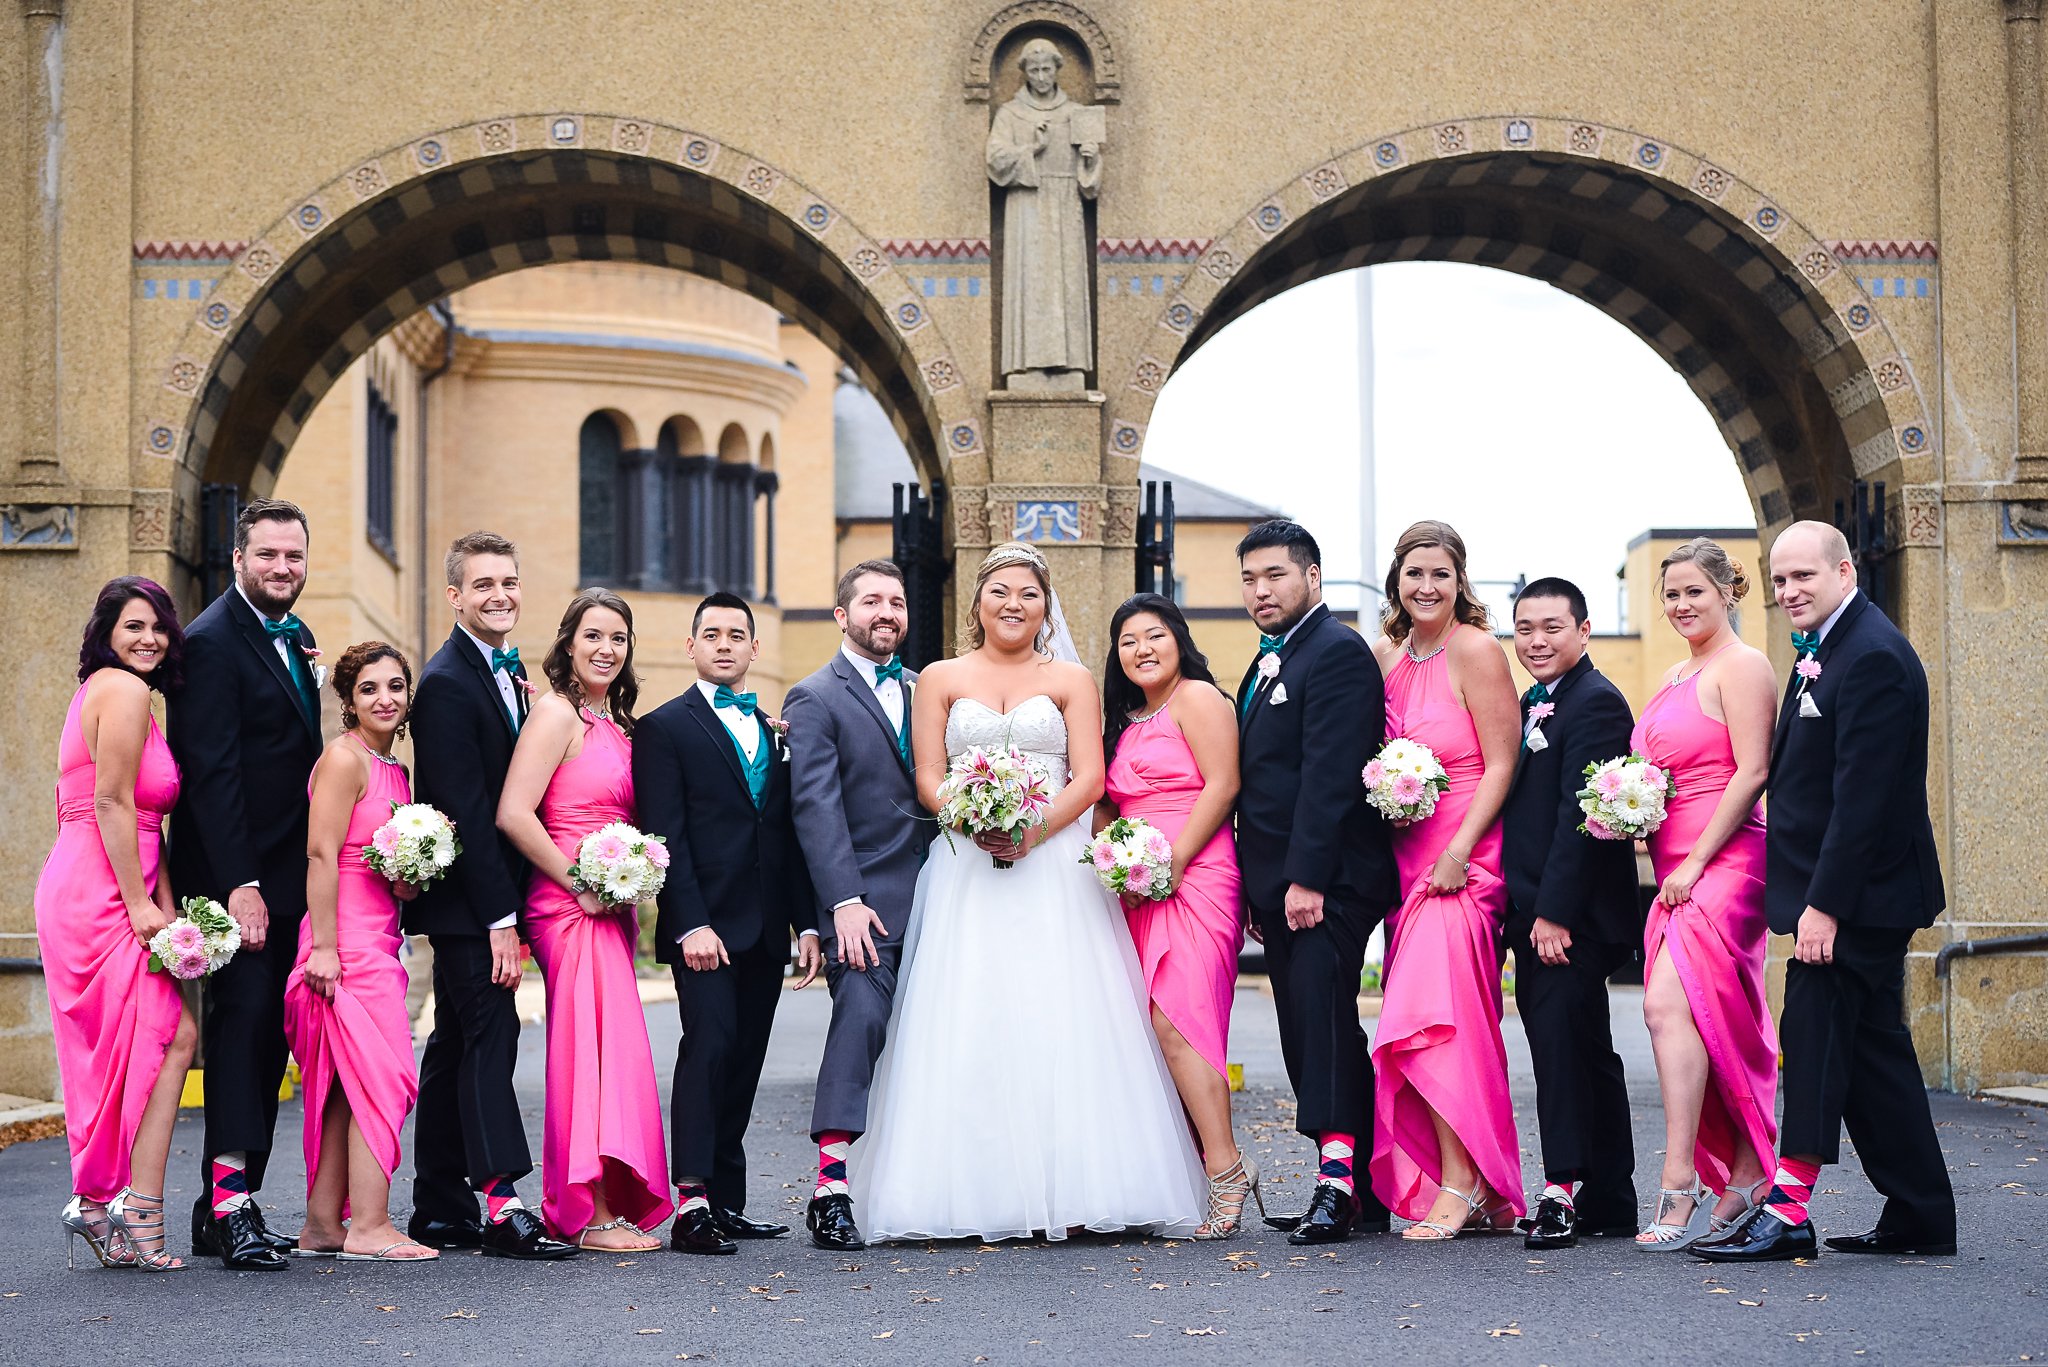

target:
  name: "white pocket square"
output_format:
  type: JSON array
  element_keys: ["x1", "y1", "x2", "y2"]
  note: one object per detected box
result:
[
  {"x1": 1798, "y1": 692, "x2": 1822, "y2": 719},
  {"x1": 1268, "y1": 682, "x2": 1289, "y2": 705},
  {"x1": 1526, "y1": 727, "x2": 1549, "y2": 751}
]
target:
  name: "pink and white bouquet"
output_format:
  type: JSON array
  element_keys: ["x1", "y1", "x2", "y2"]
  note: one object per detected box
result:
[
  {"x1": 935, "y1": 745, "x2": 1053, "y2": 869},
  {"x1": 1362, "y1": 737, "x2": 1451, "y2": 823},
  {"x1": 1082, "y1": 816, "x2": 1176, "y2": 900},
  {"x1": 147, "y1": 896, "x2": 241, "y2": 980},
  {"x1": 567, "y1": 822, "x2": 671, "y2": 909},
  {"x1": 1576, "y1": 753, "x2": 1674, "y2": 840},
  {"x1": 363, "y1": 802, "x2": 461, "y2": 891}
]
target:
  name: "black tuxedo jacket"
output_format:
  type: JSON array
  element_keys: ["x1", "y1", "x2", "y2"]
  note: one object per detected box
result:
[
  {"x1": 1500, "y1": 655, "x2": 1643, "y2": 946},
  {"x1": 1766, "y1": 591, "x2": 1943, "y2": 935},
  {"x1": 633, "y1": 687, "x2": 815, "y2": 964},
  {"x1": 167, "y1": 589, "x2": 323, "y2": 916},
  {"x1": 1234, "y1": 603, "x2": 1398, "y2": 913},
  {"x1": 405, "y1": 628, "x2": 530, "y2": 938}
]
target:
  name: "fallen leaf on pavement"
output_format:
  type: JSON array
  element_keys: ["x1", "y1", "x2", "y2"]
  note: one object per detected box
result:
[
  {"x1": 377, "y1": 1305, "x2": 398, "y2": 1313},
  {"x1": 873, "y1": 1331, "x2": 893, "y2": 1339},
  {"x1": 1183, "y1": 1326, "x2": 1222, "y2": 1336},
  {"x1": 637, "y1": 1328, "x2": 663, "y2": 1335},
  {"x1": 442, "y1": 1309, "x2": 479, "y2": 1320},
  {"x1": 1488, "y1": 1325, "x2": 1522, "y2": 1339}
]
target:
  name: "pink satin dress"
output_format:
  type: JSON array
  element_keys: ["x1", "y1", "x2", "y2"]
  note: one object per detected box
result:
[
  {"x1": 1370, "y1": 636, "x2": 1525, "y2": 1221},
  {"x1": 33, "y1": 683, "x2": 185, "y2": 1203},
  {"x1": 282, "y1": 738, "x2": 419, "y2": 1193},
  {"x1": 1103, "y1": 694, "x2": 1245, "y2": 1080},
  {"x1": 1632, "y1": 655, "x2": 1778, "y2": 1191},
  {"x1": 524, "y1": 711, "x2": 673, "y2": 1239}
]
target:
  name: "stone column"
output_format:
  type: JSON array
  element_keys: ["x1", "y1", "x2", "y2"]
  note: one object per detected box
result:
[
  {"x1": 15, "y1": 0, "x2": 64, "y2": 485},
  {"x1": 2006, "y1": 0, "x2": 2048, "y2": 482}
]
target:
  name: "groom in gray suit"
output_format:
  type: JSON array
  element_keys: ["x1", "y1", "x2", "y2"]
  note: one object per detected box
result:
[{"x1": 783, "y1": 559, "x2": 924, "y2": 1251}]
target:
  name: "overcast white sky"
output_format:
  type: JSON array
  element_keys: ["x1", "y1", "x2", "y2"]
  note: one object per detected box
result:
[{"x1": 1142, "y1": 262, "x2": 1757, "y2": 631}]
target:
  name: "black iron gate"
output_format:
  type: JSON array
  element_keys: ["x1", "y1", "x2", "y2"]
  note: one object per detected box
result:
[
  {"x1": 1835, "y1": 479, "x2": 1893, "y2": 617},
  {"x1": 891, "y1": 482, "x2": 950, "y2": 670},
  {"x1": 199, "y1": 483, "x2": 242, "y2": 604},
  {"x1": 1135, "y1": 480, "x2": 1175, "y2": 599}
]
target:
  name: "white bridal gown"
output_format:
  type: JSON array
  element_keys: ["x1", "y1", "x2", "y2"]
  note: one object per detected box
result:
[{"x1": 850, "y1": 694, "x2": 1206, "y2": 1242}]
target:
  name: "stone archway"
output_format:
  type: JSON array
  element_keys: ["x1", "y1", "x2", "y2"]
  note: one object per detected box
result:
[
  {"x1": 144, "y1": 114, "x2": 980, "y2": 545},
  {"x1": 1106, "y1": 118, "x2": 1934, "y2": 550}
]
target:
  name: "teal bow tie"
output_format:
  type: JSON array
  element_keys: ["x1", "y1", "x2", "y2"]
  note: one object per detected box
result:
[
  {"x1": 874, "y1": 656, "x2": 905, "y2": 685},
  {"x1": 713, "y1": 684, "x2": 758, "y2": 716},
  {"x1": 1790, "y1": 630, "x2": 1820, "y2": 656},
  {"x1": 1257, "y1": 634, "x2": 1285, "y2": 656},
  {"x1": 491, "y1": 645, "x2": 521, "y2": 675},
  {"x1": 262, "y1": 614, "x2": 305, "y2": 644},
  {"x1": 1524, "y1": 682, "x2": 1551, "y2": 705}
]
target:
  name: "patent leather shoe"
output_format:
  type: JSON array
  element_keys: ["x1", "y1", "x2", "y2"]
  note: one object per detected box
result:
[
  {"x1": 407, "y1": 1214, "x2": 486, "y2": 1250},
  {"x1": 1824, "y1": 1226, "x2": 1956, "y2": 1256},
  {"x1": 1687, "y1": 1206, "x2": 1817, "y2": 1262},
  {"x1": 670, "y1": 1207, "x2": 738, "y2": 1255},
  {"x1": 806, "y1": 1193, "x2": 866, "y2": 1251},
  {"x1": 713, "y1": 1207, "x2": 789, "y2": 1240},
  {"x1": 1521, "y1": 1195, "x2": 1579, "y2": 1250},
  {"x1": 479, "y1": 1207, "x2": 578, "y2": 1260},
  {"x1": 1287, "y1": 1182, "x2": 1358, "y2": 1245},
  {"x1": 205, "y1": 1206, "x2": 290, "y2": 1270}
]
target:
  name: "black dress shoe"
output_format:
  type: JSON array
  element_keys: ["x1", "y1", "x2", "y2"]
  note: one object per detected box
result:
[
  {"x1": 712, "y1": 1207, "x2": 789, "y2": 1240},
  {"x1": 245, "y1": 1200, "x2": 296, "y2": 1253},
  {"x1": 1521, "y1": 1195, "x2": 1579, "y2": 1250},
  {"x1": 408, "y1": 1214, "x2": 486, "y2": 1250},
  {"x1": 807, "y1": 1193, "x2": 866, "y2": 1251},
  {"x1": 1288, "y1": 1183, "x2": 1358, "y2": 1245},
  {"x1": 1688, "y1": 1206, "x2": 1817, "y2": 1262},
  {"x1": 480, "y1": 1208, "x2": 579, "y2": 1260},
  {"x1": 1824, "y1": 1226, "x2": 1957, "y2": 1256},
  {"x1": 203, "y1": 1206, "x2": 291, "y2": 1270},
  {"x1": 670, "y1": 1207, "x2": 738, "y2": 1255}
]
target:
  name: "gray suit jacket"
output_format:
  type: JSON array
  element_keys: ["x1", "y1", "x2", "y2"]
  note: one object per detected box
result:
[{"x1": 783, "y1": 651, "x2": 924, "y2": 935}]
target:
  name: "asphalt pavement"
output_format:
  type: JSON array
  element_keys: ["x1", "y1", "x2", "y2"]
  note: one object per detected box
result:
[{"x1": 1, "y1": 979, "x2": 2042, "y2": 1367}]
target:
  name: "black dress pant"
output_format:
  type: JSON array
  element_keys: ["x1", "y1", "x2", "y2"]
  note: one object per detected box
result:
[
  {"x1": 1512, "y1": 935, "x2": 1637, "y2": 1223},
  {"x1": 197, "y1": 907, "x2": 302, "y2": 1191},
  {"x1": 670, "y1": 939, "x2": 784, "y2": 1211},
  {"x1": 1255, "y1": 894, "x2": 1390, "y2": 1219},
  {"x1": 410, "y1": 933, "x2": 532, "y2": 1223},
  {"x1": 1780, "y1": 926, "x2": 1955, "y2": 1239}
]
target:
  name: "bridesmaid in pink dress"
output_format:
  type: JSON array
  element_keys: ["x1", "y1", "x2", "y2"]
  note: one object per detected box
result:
[
  {"x1": 284, "y1": 643, "x2": 435, "y2": 1261},
  {"x1": 1630, "y1": 538, "x2": 1780, "y2": 1249},
  {"x1": 498, "y1": 588, "x2": 672, "y2": 1251},
  {"x1": 1368, "y1": 522, "x2": 1526, "y2": 1239},
  {"x1": 36, "y1": 577, "x2": 198, "y2": 1270},
  {"x1": 1098, "y1": 594, "x2": 1251, "y2": 1237}
]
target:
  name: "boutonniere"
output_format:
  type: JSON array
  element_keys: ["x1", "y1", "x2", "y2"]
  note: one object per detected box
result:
[
  {"x1": 1268, "y1": 682, "x2": 1289, "y2": 706},
  {"x1": 300, "y1": 645, "x2": 327, "y2": 691},
  {"x1": 1525, "y1": 700, "x2": 1556, "y2": 751},
  {"x1": 1257, "y1": 654, "x2": 1282, "y2": 682},
  {"x1": 1528, "y1": 701, "x2": 1556, "y2": 724},
  {"x1": 765, "y1": 715, "x2": 790, "y2": 756},
  {"x1": 1795, "y1": 657, "x2": 1821, "y2": 685},
  {"x1": 513, "y1": 674, "x2": 537, "y2": 697}
]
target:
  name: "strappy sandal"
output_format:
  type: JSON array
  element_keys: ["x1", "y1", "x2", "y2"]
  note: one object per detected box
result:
[
  {"x1": 1191, "y1": 1153, "x2": 1264, "y2": 1240},
  {"x1": 1634, "y1": 1176, "x2": 1713, "y2": 1250},
  {"x1": 60, "y1": 1195, "x2": 132, "y2": 1270},
  {"x1": 106, "y1": 1189, "x2": 185, "y2": 1272},
  {"x1": 578, "y1": 1217, "x2": 659, "y2": 1251},
  {"x1": 1402, "y1": 1182, "x2": 1487, "y2": 1241},
  {"x1": 338, "y1": 1239, "x2": 439, "y2": 1262},
  {"x1": 1710, "y1": 1177, "x2": 1772, "y2": 1236}
]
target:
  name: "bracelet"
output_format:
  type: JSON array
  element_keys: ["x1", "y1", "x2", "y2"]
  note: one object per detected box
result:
[{"x1": 1445, "y1": 851, "x2": 1470, "y2": 868}]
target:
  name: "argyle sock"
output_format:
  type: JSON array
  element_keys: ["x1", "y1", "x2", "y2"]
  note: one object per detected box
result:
[
  {"x1": 1763, "y1": 1157, "x2": 1822, "y2": 1226},
  {"x1": 815, "y1": 1131, "x2": 853, "y2": 1198},
  {"x1": 677, "y1": 1181, "x2": 711, "y2": 1216},
  {"x1": 483, "y1": 1174, "x2": 525, "y2": 1224},
  {"x1": 209, "y1": 1153, "x2": 251, "y2": 1215},
  {"x1": 1541, "y1": 1181, "x2": 1579, "y2": 1210},
  {"x1": 1316, "y1": 1133, "x2": 1357, "y2": 1195}
]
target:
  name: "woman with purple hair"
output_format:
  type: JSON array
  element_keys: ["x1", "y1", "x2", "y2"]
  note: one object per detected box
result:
[{"x1": 35, "y1": 576, "x2": 199, "y2": 1271}]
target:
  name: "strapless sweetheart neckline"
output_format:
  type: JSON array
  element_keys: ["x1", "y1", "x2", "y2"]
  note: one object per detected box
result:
[{"x1": 950, "y1": 694, "x2": 1057, "y2": 720}]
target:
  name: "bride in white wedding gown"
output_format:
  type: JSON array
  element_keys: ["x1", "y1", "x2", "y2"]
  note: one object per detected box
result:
[{"x1": 849, "y1": 543, "x2": 1206, "y2": 1242}]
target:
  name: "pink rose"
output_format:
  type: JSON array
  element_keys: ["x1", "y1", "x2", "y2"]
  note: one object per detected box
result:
[
  {"x1": 1092, "y1": 844, "x2": 1117, "y2": 870},
  {"x1": 1392, "y1": 772, "x2": 1424, "y2": 805},
  {"x1": 1361, "y1": 759, "x2": 1386, "y2": 788},
  {"x1": 645, "y1": 841, "x2": 671, "y2": 869}
]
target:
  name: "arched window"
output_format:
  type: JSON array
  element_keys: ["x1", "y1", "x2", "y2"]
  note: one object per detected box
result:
[
  {"x1": 580, "y1": 411, "x2": 770, "y2": 597},
  {"x1": 578, "y1": 411, "x2": 622, "y2": 584}
]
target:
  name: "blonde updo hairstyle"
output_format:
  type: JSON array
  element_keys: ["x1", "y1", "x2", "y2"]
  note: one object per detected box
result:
[
  {"x1": 1658, "y1": 536, "x2": 1751, "y2": 606},
  {"x1": 967, "y1": 541, "x2": 1054, "y2": 653},
  {"x1": 1381, "y1": 519, "x2": 1491, "y2": 643}
]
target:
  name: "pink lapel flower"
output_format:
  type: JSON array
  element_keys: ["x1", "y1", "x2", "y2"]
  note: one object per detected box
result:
[
  {"x1": 1795, "y1": 658, "x2": 1822, "y2": 682},
  {"x1": 299, "y1": 644, "x2": 321, "y2": 660},
  {"x1": 1529, "y1": 702, "x2": 1556, "y2": 724},
  {"x1": 513, "y1": 674, "x2": 537, "y2": 696}
]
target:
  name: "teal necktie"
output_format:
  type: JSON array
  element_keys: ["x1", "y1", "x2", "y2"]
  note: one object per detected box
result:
[
  {"x1": 713, "y1": 684, "x2": 758, "y2": 716},
  {"x1": 1242, "y1": 635, "x2": 1285, "y2": 717},
  {"x1": 262, "y1": 615, "x2": 319, "y2": 726},
  {"x1": 1790, "y1": 630, "x2": 1820, "y2": 656}
]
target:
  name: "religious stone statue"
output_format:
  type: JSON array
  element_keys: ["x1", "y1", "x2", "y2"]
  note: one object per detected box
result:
[{"x1": 987, "y1": 39, "x2": 1103, "y2": 390}]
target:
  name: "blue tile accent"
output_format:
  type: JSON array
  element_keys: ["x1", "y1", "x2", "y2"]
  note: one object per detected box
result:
[
  {"x1": 1013, "y1": 500, "x2": 1082, "y2": 543},
  {"x1": 143, "y1": 279, "x2": 157, "y2": 299},
  {"x1": 1916, "y1": 277, "x2": 1929, "y2": 298},
  {"x1": 968, "y1": 278, "x2": 981, "y2": 297},
  {"x1": 1152, "y1": 275, "x2": 1164, "y2": 294}
]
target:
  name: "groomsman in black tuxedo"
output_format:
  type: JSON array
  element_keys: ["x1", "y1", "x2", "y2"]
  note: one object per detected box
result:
[
  {"x1": 782, "y1": 561, "x2": 922, "y2": 1252},
  {"x1": 634, "y1": 593, "x2": 816, "y2": 1256},
  {"x1": 1693, "y1": 522, "x2": 1955, "y2": 1263},
  {"x1": 169, "y1": 499, "x2": 320, "y2": 1270},
  {"x1": 1502, "y1": 578, "x2": 1643, "y2": 1249},
  {"x1": 1234, "y1": 520, "x2": 1398, "y2": 1244},
  {"x1": 404, "y1": 532, "x2": 574, "y2": 1261}
]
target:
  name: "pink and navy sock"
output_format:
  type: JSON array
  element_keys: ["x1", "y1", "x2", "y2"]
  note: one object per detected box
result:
[
  {"x1": 1541, "y1": 1180, "x2": 1580, "y2": 1209},
  {"x1": 1316, "y1": 1132, "x2": 1357, "y2": 1195},
  {"x1": 483, "y1": 1175, "x2": 525, "y2": 1224},
  {"x1": 815, "y1": 1130, "x2": 853, "y2": 1198},
  {"x1": 676, "y1": 1181, "x2": 710, "y2": 1215},
  {"x1": 209, "y1": 1153, "x2": 251, "y2": 1215},
  {"x1": 1763, "y1": 1157, "x2": 1822, "y2": 1226}
]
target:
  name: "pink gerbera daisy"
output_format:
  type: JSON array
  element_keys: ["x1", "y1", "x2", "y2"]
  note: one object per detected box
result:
[
  {"x1": 644, "y1": 841, "x2": 670, "y2": 869},
  {"x1": 1361, "y1": 759, "x2": 1386, "y2": 788},
  {"x1": 1391, "y1": 772, "x2": 1425, "y2": 805}
]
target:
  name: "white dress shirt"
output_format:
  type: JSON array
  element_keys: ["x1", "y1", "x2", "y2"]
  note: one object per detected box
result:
[
  {"x1": 1817, "y1": 587, "x2": 1858, "y2": 644},
  {"x1": 458, "y1": 625, "x2": 522, "y2": 932},
  {"x1": 841, "y1": 642, "x2": 906, "y2": 733}
]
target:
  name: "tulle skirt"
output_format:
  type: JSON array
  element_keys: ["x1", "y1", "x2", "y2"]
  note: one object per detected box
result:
[{"x1": 850, "y1": 822, "x2": 1206, "y2": 1242}]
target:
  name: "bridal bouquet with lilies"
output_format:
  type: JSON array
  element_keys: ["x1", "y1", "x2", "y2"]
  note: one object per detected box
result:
[
  {"x1": 1576, "y1": 753, "x2": 1674, "y2": 840},
  {"x1": 568, "y1": 822, "x2": 671, "y2": 908},
  {"x1": 147, "y1": 896, "x2": 242, "y2": 981},
  {"x1": 1082, "y1": 816, "x2": 1175, "y2": 900},
  {"x1": 363, "y1": 802, "x2": 461, "y2": 891},
  {"x1": 935, "y1": 745, "x2": 1052, "y2": 869},
  {"x1": 1362, "y1": 737, "x2": 1451, "y2": 823}
]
